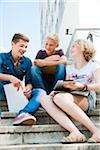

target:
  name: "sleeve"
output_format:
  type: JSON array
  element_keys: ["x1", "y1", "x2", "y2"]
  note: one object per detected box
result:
[
  {"x1": 25, "y1": 58, "x2": 32, "y2": 86},
  {"x1": 35, "y1": 50, "x2": 42, "y2": 59},
  {"x1": 57, "y1": 49, "x2": 64, "y2": 57},
  {"x1": 95, "y1": 62, "x2": 100, "y2": 70},
  {"x1": 92, "y1": 61, "x2": 100, "y2": 72}
]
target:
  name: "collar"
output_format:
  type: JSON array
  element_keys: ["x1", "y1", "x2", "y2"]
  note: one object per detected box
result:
[{"x1": 7, "y1": 50, "x2": 23, "y2": 63}]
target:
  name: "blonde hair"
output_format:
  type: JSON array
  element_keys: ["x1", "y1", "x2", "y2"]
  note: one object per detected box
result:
[
  {"x1": 46, "y1": 33, "x2": 59, "y2": 46},
  {"x1": 73, "y1": 39, "x2": 96, "y2": 62}
]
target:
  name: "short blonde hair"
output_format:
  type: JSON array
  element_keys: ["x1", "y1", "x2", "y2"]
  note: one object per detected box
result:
[
  {"x1": 46, "y1": 33, "x2": 59, "y2": 45},
  {"x1": 73, "y1": 39, "x2": 96, "y2": 62}
]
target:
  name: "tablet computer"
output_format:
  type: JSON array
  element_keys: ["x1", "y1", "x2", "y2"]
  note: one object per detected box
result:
[
  {"x1": 53, "y1": 80, "x2": 73, "y2": 92},
  {"x1": 53, "y1": 80, "x2": 89, "y2": 96}
]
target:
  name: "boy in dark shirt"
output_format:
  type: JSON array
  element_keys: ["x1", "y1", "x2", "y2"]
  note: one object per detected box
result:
[{"x1": 31, "y1": 34, "x2": 67, "y2": 94}]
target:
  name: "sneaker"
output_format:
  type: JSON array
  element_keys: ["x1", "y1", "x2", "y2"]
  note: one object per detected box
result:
[{"x1": 13, "y1": 113, "x2": 36, "y2": 126}]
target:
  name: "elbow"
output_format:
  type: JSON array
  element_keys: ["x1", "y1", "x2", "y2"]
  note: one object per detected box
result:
[
  {"x1": 96, "y1": 87, "x2": 100, "y2": 93},
  {"x1": 93, "y1": 85, "x2": 100, "y2": 93}
]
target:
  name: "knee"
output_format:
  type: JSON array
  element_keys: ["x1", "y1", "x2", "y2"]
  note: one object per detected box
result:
[
  {"x1": 38, "y1": 88, "x2": 47, "y2": 96},
  {"x1": 31, "y1": 66, "x2": 41, "y2": 75},
  {"x1": 40, "y1": 95, "x2": 50, "y2": 106},
  {"x1": 53, "y1": 93, "x2": 62, "y2": 104},
  {"x1": 53, "y1": 93, "x2": 74, "y2": 105},
  {"x1": 32, "y1": 88, "x2": 46, "y2": 96},
  {"x1": 55, "y1": 64, "x2": 66, "y2": 75},
  {"x1": 56, "y1": 64, "x2": 66, "y2": 70}
]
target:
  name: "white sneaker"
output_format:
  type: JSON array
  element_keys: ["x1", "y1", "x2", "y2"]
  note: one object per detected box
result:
[{"x1": 13, "y1": 113, "x2": 36, "y2": 125}]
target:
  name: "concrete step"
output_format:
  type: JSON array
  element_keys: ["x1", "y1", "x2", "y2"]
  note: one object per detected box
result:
[
  {"x1": 96, "y1": 100, "x2": 100, "y2": 109},
  {"x1": 0, "y1": 100, "x2": 99, "y2": 111},
  {"x1": 0, "y1": 143, "x2": 100, "y2": 150},
  {"x1": 1, "y1": 108, "x2": 100, "y2": 126},
  {"x1": 0, "y1": 93, "x2": 100, "y2": 112},
  {"x1": 1, "y1": 108, "x2": 56, "y2": 126},
  {"x1": 0, "y1": 124, "x2": 100, "y2": 145},
  {"x1": 0, "y1": 93, "x2": 100, "y2": 148}
]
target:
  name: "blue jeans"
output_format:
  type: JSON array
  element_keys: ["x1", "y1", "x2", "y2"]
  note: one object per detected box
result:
[
  {"x1": 0, "y1": 82, "x2": 46, "y2": 115},
  {"x1": 0, "y1": 82, "x2": 6, "y2": 101},
  {"x1": 31, "y1": 64, "x2": 66, "y2": 94},
  {"x1": 18, "y1": 88, "x2": 46, "y2": 115}
]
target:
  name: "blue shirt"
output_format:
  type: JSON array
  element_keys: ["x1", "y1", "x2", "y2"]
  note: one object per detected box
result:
[{"x1": 0, "y1": 51, "x2": 32, "y2": 85}]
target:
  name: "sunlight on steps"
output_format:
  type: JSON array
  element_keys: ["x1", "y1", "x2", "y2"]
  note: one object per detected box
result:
[{"x1": 0, "y1": 93, "x2": 100, "y2": 149}]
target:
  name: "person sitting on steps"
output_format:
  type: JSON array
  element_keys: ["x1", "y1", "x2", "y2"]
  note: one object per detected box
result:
[
  {"x1": 0, "y1": 33, "x2": 46, "y2": 125},
  {"x1": 41, "y1": 39, "x2": 100, "y2": 143},
  {"x1": 31, "y1": 33, "x2": 67, "y2": 94}
]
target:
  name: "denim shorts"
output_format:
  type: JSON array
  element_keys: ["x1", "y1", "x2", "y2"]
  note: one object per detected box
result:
[{"x1": 87, "y1": 91, "x2": 96, "y2": 113}]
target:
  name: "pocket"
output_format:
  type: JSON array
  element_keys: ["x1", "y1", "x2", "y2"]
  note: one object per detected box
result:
[
  {"x1": 19, "y1": 67, "x2": 26, "y2": 76},
  {"x1": 2, "y1": 63, "x2": 11, "y2": 73}
]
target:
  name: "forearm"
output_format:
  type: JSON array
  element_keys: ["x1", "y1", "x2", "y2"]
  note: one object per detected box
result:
[
  {"x1": 45, "y1": 55, "x2": 60, "y2": 61},
  {"x1": 44, "y1": 59, "x2": 67, "y2": 66},
  {"x1": 0, "y1": 73, "x2": 14, "y2": 81},
  {"x1": 63, "y1": 81, "x2": 100, "y2": 93},
  {"x1": 87, "y1": 84, "x2": 100, "y2": 93},
  {"x1": 76, "y1": 82, "x2": 100, "y2": 93},
  {"x1": 34, "y1": 55, "x2": 67, "y2": 67},
  {"x1": 34, "y1": 59, "x2": 61, "y2": 67}
]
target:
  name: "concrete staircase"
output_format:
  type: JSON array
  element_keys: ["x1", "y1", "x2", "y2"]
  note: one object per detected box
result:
[{"x1": 0, "y1": 93, "x2": 100, "y2": 150}]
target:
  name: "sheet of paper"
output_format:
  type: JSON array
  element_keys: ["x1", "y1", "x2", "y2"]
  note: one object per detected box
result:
[{"x1": 4, "y1": 83, "x2": 28, "y2": 112}]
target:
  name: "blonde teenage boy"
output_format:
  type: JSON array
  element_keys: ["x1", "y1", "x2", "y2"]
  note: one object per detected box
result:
[{"x1": 31, "y1": 34, "x2": 67, "y2": 94}]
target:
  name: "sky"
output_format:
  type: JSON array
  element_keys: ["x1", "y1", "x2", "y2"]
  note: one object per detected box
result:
[
  {"x1": 0, "y1": 0, "x2": 41, "y2": 60},
  {"x1": 0, "y1": 0, "x2": 100, "y2": 61}
]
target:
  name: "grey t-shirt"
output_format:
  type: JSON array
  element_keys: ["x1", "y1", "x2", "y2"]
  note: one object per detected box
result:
[
  {"x1": 67, "y1": 61, "x2": 100, "y2": 85},
  {"x1": 67, "y1": 60, "x2": 100, "y2": 109}
]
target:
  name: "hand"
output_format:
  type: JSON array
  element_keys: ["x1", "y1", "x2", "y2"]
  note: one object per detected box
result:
[
  {"x1": 10, "y1": 75, "x2": 22, "y2": 91},
  {"x1": 63, "y1": 81, "x2": 84, "y2": 90},
  {"x1": 23, "y1": 87, "x2": 32, "y2": 98},
  {"x1": 49, "y1": 91, "x2": 58, "y2": 97},
  {"x1": 34, "y1": 59, "x2": 46, "y2": 67}
]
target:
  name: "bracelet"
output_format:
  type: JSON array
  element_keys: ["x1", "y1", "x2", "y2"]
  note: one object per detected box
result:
[{"x1": 82, "y1": 84, "x2": 88, "y2": 91}]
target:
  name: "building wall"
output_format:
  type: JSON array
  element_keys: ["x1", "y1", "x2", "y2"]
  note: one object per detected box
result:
[
  {"x1": 39, "y1": 0, "x2": 66, "y2": 47},
  {"x1": 59, "y1": 0, "x2": 79, "y2": 53},
  {"x1": 40, "y1": 0, "x2": 79, "y2": 52}
]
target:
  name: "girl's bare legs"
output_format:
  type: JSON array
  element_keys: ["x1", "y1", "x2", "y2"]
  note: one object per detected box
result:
[
  {"x1": 41, "y1": 95, "x2": 86, "y2": 141},
  {"x1": 53, "y1": 93, "x2": 100, "y2": 142}
]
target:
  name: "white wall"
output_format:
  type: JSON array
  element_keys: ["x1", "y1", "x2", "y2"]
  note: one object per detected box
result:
[
  {"x1": 79, "y1": 0, "x2": 100, "y2": 27},
  {"x1": 59, "y1": 0, "x2": 79, "y2": 53},
  {"x1": 79, "y1": 0, "x2": 100, "y2": 62}
]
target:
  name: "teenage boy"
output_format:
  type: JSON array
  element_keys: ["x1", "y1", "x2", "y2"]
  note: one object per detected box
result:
[
  {"x1": 31, "y1": 34, "x2": 67, "y2": 94},
  {"x1": 0, "y1": 33, "x2": 46, "y2": 125}
]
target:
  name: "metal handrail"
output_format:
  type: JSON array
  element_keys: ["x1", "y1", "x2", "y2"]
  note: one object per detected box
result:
[{"x1": 66, "y1": 28, "x2": 100, "y2": 59}]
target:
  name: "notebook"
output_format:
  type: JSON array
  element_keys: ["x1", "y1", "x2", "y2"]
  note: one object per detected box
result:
[{"x1": 4, "y1": 83, "x2": 28, "y2": 112}]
